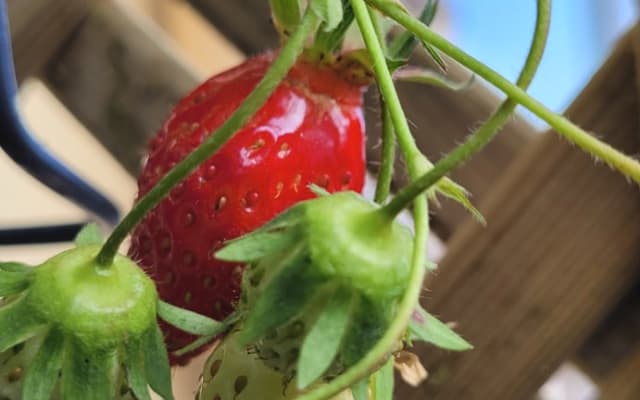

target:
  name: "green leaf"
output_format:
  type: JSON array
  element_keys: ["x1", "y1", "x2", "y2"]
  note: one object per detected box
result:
[
  {"x1": 74, "y1": 223, "x2": 103, "y2": 246},
  {"x1": 269, "y1": 0, "x2": 301, "y2": 35},
  {"x1": 297, "y1": 286, "x2": 355, "y2": 389},
  {"x1": 157, "y1": 300, "x2": 228, "y2": 336},
  {"x1": 125, "y1": 338, "x2": 151, "y2": 400},
  {"x1": 216, "y1": 230, "x2": 298, "y2": 262},
  {"x1": 0, "y1": 296, "x2": 47, "y2": 352},
  {"x1": 0, "y1": 268, "x2": 32, "y2": 296},
  {"x1": 409, "y1": 306, "x2": 472, "y2": 351},
  {"x1": 310, "y1": 0, "x2": 344, "y2": 31},
  {"x1": 143, "y1": 325, "x2": 174, "y2": 400},
  {"x1": 394, "y1": 67, "x2": 474, "y2": 91},
  {"x1": 373, "y1": 358, "x2": 394, "y2": 400},
  {"x1": 61, "y1": 341, "x2": 118, "y2": 400},
  {"x1": 239, "y1": 245, "x2": 319, "y2": 345},
  {"x1": 22, "y1": 328, "x2": 66, "y2": 400},
  {"x1": 351, "y1": 378, "x2": 370, "y2": 400}
]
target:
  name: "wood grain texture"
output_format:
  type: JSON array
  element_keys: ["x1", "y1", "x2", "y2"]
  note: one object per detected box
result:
[
  {"x1": 396, "y1": 30, "x2": 640, "y2": 400},
  {"x1": 7, "y1": 0, "x2": 91, "y2": 82},
  {"x1": 44, "y1": 0, "x2": 201, "y2": 176},
  {"x1": 186, "y1": 0, "x2": 278, "y2": 54}
]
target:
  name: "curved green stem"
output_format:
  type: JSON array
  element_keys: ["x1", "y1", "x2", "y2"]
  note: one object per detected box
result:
[
  {"x1": 373, "y1": 103, "x2": 396, "y2": 203},
  {"x1": 368, "y1": 0, "x2": 640, "y2": 185},
  {"x1": 96, "y1": 11, "x2": 319, "y2": 266},
  {"x1": 297, "y1": 1, "x2": 429, "y2": 399},
  {"x1": 382, "y1": 0, "x2": 550, "y2": 218}
]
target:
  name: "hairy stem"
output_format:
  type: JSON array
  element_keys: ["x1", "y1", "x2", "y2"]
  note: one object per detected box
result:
[
  {"x1": 373, "y1": 103, "x2": 396, "y2": 203},
  {"x1": 96, "y1": 11, "x2": 319, "y2": 266},
  {"x1": 382, "y1": 0, "x2": 550, "y2": 217},
  {"x1": 369, "y1": 0, "x2": 640, "y2": 184}
]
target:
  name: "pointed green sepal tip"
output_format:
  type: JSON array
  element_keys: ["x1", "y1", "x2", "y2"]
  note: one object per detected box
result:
[
  {"x1": 409, "y1": 305, "x2": 473, "y2": 351},
  {"x1": 74, "y1": 222, "x2": 104, "y2": 246},
  {"x1": 297, "y1": 286, "x2": 355, "y2": 389},
  {"x1": 310, "y1": 0, "x2": 344, "y2": 31}
]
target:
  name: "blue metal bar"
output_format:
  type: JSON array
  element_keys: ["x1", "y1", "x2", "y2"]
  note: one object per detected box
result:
[{"x1": 0, "y1": 1, "x2": 119, "y2": 227}]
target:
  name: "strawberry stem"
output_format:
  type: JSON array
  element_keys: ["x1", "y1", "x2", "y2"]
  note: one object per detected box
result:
[
  {"x1": 296, "y1": 1, "x2": 550, "y2": 398},
  {"x1": 373, "y1": 103, "x2": 395, "y2": 204},
  {"x1": 95, "y1": 10, "x2": 319, "y2": 267},
  {"x1": 381, "y1": 0, "x2": 550, "y2": 219},
  {"x1": 369, "y1": 0, "x2": 640, "y2": 185}
]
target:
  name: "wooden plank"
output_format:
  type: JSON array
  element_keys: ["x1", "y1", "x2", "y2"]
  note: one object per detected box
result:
[
  {"x1": 575, "y1": 281, "x2": 640, "y2": 398},
  {"x1": 397, "y1": 29, "x2": 640, "y2": 400},
  {"x1": 598, "y1": 345, "x2": 640, "y2": 400},
  {"x1": 186, "y1": 0, "x2": 278, "y2": 54},
  {"x1": 44, "y1": 0, "x2": 202, "y2": 176},
  {"x1": 7, "y1": 0, "x2": 91, "y2": 82}
]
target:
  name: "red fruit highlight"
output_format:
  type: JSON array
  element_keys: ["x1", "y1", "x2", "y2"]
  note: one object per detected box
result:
[{"x1": 128, "y1": 54, "x2": 367, "y2": 364}]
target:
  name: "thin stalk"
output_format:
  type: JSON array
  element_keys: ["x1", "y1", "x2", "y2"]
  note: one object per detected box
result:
[
  {"x1": 297, "y1": 0, "x2": 429, "y2": 398},
  {"x1": 369, "y1": 0, "x2": 640, "y2": 184},
  {"x1": 96, "y1": 11, "x2": 319, "y2": 266},
  {"x1": 382, "y1": 0, "x2": 550, "y2": 217},
  {"x1": 373, "y1": 103, "x2": 396, "y2": 203}
]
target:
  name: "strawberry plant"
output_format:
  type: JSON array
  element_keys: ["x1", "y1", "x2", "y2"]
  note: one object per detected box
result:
[{"x1": 2, "y1": 0, "x2": 640, "y2": 399}]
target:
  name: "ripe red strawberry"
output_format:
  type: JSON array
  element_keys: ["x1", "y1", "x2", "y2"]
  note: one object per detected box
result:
[{"x1": 128, "y1": 53, "x2": 367, "y2": 364}]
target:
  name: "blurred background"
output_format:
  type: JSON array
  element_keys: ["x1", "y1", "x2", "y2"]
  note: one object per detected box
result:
[{"x1": 2, "y1": 0, "x2": 639, "y2": 399}]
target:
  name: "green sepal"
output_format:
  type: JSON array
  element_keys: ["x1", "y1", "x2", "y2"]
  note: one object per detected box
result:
[
  {"x1": 125, "y1": 338, "x2": 151, "y2": 400},
  {"x1": 239, "y1": 245, "x2": 320, "y2": 345},
  {"x1": 387, "y1": 0, "x2": 438, "y2": 60},
  {"x1": 173, "y1": 333, "x2": 217, "y2": 357},
  {"x1": 143, "y1": 325, "x2": 174, "y2": 400},
  {"x1": 216, "y1": 230, "x2": 299, "y2": 262},
  {"x1": 351, "y1": 378, "x2": 370, "y2": 400},
  {"x1": 394, "y1": 66, "x2": 474, "y2": 91},
  {"x1": 373, "y1": 358, "x2": 394, "y2": 400},
  {"x1": 308, "y1": 183, "x2": 331, "y2": 197},
  {"x1": 414, "y1": 154, "x2": 485, "y2": 225},
  {"x1": 61, "y1": 341, "x2": 118, "y2": 400},
  {"x1": 74, "y1": 223, "x2": 103, "y2": 246},
  {"x1": 270, "y1": 0, "x2": 301, "y2": 35},
  {"x1": 22, "y1": 328, "x2": 65, "y2": 400},
  {"x1": 409, "y1": 305, "x2": 472, "y2": 351},
  {"x1": 0, "y1": 261, "x2": 32, "y2": 272},
  {"x1": 0, "y1": 265, "x2": 32, "y2": 296},
  {"x1": 0, "y1": 296, "x2": 47, "y2": 352},
  {"x1": 297, "y1": 286, "x2": 355, "y2": 389},
  {"x1": 310, "y1": 0, "x2": 344, "y2": 31},
  {"x1": 340, "y1": 297, "x2": 389, "y2": 366},
  {"x1": 313, "y1": 0, "x2": 354, "y2": 53},
  {"x1": 421, "y1": 41, "x2": 447, "y2": 72},
  {"x1": 157, "y1": 300, "x2": 228, "y2": 336}
]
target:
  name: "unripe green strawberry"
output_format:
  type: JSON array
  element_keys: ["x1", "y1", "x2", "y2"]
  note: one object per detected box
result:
[
  {"x1": 216, "y1": 191, "x2": 413, "y2": 389},
  {"x1": 197, "y1": 332, "x2": 354, "y2": 400},
  {"x1": 0, "y1": 228, "x2": 174, "y2": 400}
]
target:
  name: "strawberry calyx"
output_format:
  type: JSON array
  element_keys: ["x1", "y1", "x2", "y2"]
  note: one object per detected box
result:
[
  {"x1": 214, "y1": 191, "x2": 413, "y2": 389},
  {"x1": 0, "y1": 224, "x2": 226, "y2": 400}
]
